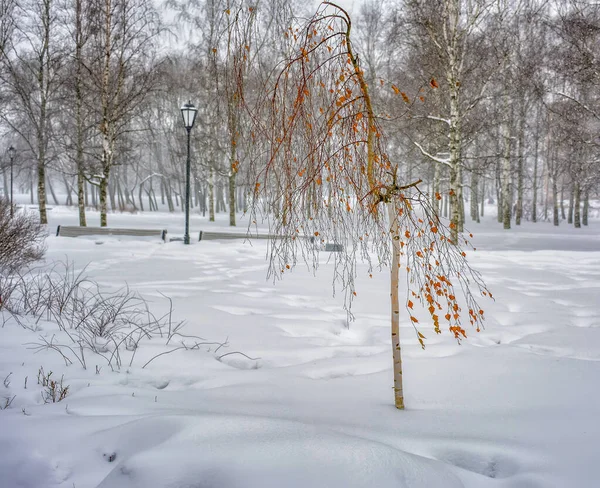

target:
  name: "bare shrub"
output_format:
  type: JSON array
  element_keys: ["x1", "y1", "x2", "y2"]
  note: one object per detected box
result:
[
  {"x1": 0, "y1": 198, "x2": 46, "y2": 273},
  {"x1": 0, "y1": 395, "x2": 16, "y2": 409},
  {"x1": 1, "y1": 260, "x2": 243, "y2": 372},
  {"x1": 37, "y1": 366, "x2": 69, "y2": 403}
]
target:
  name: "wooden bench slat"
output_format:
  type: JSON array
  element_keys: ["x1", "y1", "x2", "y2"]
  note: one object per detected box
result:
[
  {"x1": 197, "y1": 231, "x2": 344, "y2": 252},
  {"x1": 57, "y1": 226, "x2": 167, "y2": 241},
  {"x1": 198, "y1": 230, "x2": 277, "y2": 241}
]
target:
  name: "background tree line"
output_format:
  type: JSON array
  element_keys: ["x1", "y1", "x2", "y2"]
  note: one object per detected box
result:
[{"x1": 0, "y1": 0, "x2": 598, "y2": 230}]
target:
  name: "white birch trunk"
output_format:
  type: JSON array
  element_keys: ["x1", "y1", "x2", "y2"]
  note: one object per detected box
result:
[
  {"x1": 387, "y1": 203, "x2": 404, "y2": 410},
  {"x1": 573, "y1": 181, "x2": 581, "y2": 228},
  {"x1": 208, "y1": 165, "x2": 215, "y2": 222},
  {"x1": 501, "y1": 93, "x2": 512, "y2": 230}
]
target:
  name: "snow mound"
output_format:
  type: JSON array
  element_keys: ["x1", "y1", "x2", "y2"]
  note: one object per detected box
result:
[{"x1": 96, "y1": 415, "x2": 464, "y2": 488}]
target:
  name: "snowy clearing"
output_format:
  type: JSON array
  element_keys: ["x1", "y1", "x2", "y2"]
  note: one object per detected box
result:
[{"x1": 1, "y1": 207, "x2": 599, "y2": 488}]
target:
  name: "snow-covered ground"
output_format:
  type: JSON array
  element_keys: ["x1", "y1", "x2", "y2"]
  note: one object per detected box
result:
[{"x1": 1, "y1": 205, "x2": 599, "y2": 488}]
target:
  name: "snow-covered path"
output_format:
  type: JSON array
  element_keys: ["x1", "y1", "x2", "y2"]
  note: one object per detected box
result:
[{"x1": 1, "y1": 208, "x2": 599, "y2": 487}]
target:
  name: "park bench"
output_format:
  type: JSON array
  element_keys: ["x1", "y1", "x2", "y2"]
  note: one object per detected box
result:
[
  {"x1": 198, "y1": 230, "x2": 275, "y2": 241},
  {"x1": 56, "y1": 225, "x2": 168, "y2": 241},
  {"x1": 198, "y1": 230, "x2": 343, "y2": 251}
]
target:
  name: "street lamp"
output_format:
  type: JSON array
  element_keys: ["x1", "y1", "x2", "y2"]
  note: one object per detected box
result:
[
  {"x1": 7, "y1": 146, "x2": 15, "y2": 218},
  {"x1": 180, "y1": 101, "x2": 198, "y2": 245}
]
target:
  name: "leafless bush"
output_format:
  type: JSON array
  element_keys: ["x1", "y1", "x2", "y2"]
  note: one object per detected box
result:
[
  {"x1": 2, "y1": 261, "x2": 181, "y2": 370},
  {"x1": 0, "y1": 395, "x2": 16, "y2": 409},
  {"x1": 0, "y1": 198, "x2": 46, "y2": 273},
  {"x1": 37, "y1": 366, "x2": 69, "y2": 403},
  {"x1": 1, "y1": 260, "x2": 247, "y2": 372}
]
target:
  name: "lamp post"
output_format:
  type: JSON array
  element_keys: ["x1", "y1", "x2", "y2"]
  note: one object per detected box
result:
[
  {"x1": 7, "y1": 146, "x2": 15, "y2": 218},
  {"x1": 180, "y1": 101, "x2": 198, "y2": 245}
]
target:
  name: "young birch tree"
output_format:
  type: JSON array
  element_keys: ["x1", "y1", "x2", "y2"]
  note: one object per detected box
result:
[
  {"x1": 0, "y1": 0, "x2": 66, "y2": 224},
  {"x1": 250, "y1": 2, "x2": 490, "y2": 409},
  {"x1": 223, "y1": 2, "x2": 256, "y2": 226},
  {"x1": 88, "y1": 0, "x2": 161, "y2": 226},
  {"x1": 405, "y1": 0, "x2": 495, "y2": 242}
]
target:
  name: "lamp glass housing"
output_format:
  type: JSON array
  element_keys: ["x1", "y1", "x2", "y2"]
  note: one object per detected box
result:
[{"x1": 180, "y1": 102, "x2": 198, "y2": 130}]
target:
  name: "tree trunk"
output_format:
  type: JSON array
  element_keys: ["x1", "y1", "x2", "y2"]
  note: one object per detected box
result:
[
  {"x1": 496, "y1": 161, "x2": 502, "y2": 223},
  {"x1": 164, "y1": 178, "x2": 174, "y2": 212},
  {"x1": 91, "y1": 182, "x2": 96, "y2": 207},
  {"x1": 34, "y1": 0, "x2": 52, "y2": 225},
  {"x1": 431, "y1": 162, "x2": 440, "y2": 212},
  {"x1": 116, "y1": 177, "x2": 125, "y2": 211},
  {"x1": 573, "y1": 181, "x2": 581, "y2": 228},
  {"x1": 552, "y1": 176, "x2": 559, "y2": 227},
  {"x1": 516, "y1": 108, "x2": 525, "y2": 226},
  {"x1": 532, "y1": 113, "x2": 540, "y2": 223},
  {"x1": 75, "y1": 0, "x2": 87, "y2": 226},
  {"x1": 445, "y1": 0, "x2": 462, "y2": 243},
  {"x1": 63, "y1": 176, "x2": 72, "y2": 206},
  {"x1": 200, "y1": 184, "x2": 206, "y2": 216},
  {"x1": 479, "y1": 177, "x2": 484, "y2": 220},
  {"x1": 448, "y1": 99, "x2": 460, "y2": 242},
  {"x1": 99, "y1": 166, "x2": 110, "y2": 227},
  {"x1": 582, "y1": 189, "x2": 589, "y2": 226},
  {"x1": 30, "y1": 169, "x2": 35, "y2": 204},
  {"x1": 109, "y1": 172, "x2": 117, "y2": 211},
  {"x1": 208, "y1": 165, "x2": 215, "y2": 222},
  {"x1": 567, "y1": 185, "x2": 573, "y2": 223},
  {"x1": 227, "y1": 111, "x2": 237, "y2": 226},
  {"x1": 138, "y1": 183, "x2": 144, "y2": 212},
  {"x1": 387, "y1": 203, "x2": 404, "y2": 410},
  {"x1": 237, "y1": 185, "x2": 244, "y2": 213},
  {"x1": 470, "y1": 170, "x2": 479, "y2": 222},
  {"x1": 150, "y1": 184, "x2": 158, "y2": 211},
  {"x1": 501, "y1": 118, "x2": 511, "y2": 230},
  {"x1": 77, "y1": 169, "x2": 86, "y2": 226},
  {"x1": 47, "y1": 177, "x2": 59, "y2": 205},
  {"x1": 543, "y1": 131, "x2": 551, "y2": 221},
  {"x1": 532, "y1": 154, "x2": 538, "y2": 223},
  {"x1": 229, "y1": 172, "x2": 236, "y2": 226},
  {"x1": 37, "y1": 152, "x2": 48, "y2": 224},
  {"x1": 443, "y1": 194, "x2": 449, "y2": 218},
  {"x1": 99, "y1": 0, "x2": 112, "y2": 227},
  {"x1": 457, "y1": 165, "x2": 464, "y2": 232}
]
